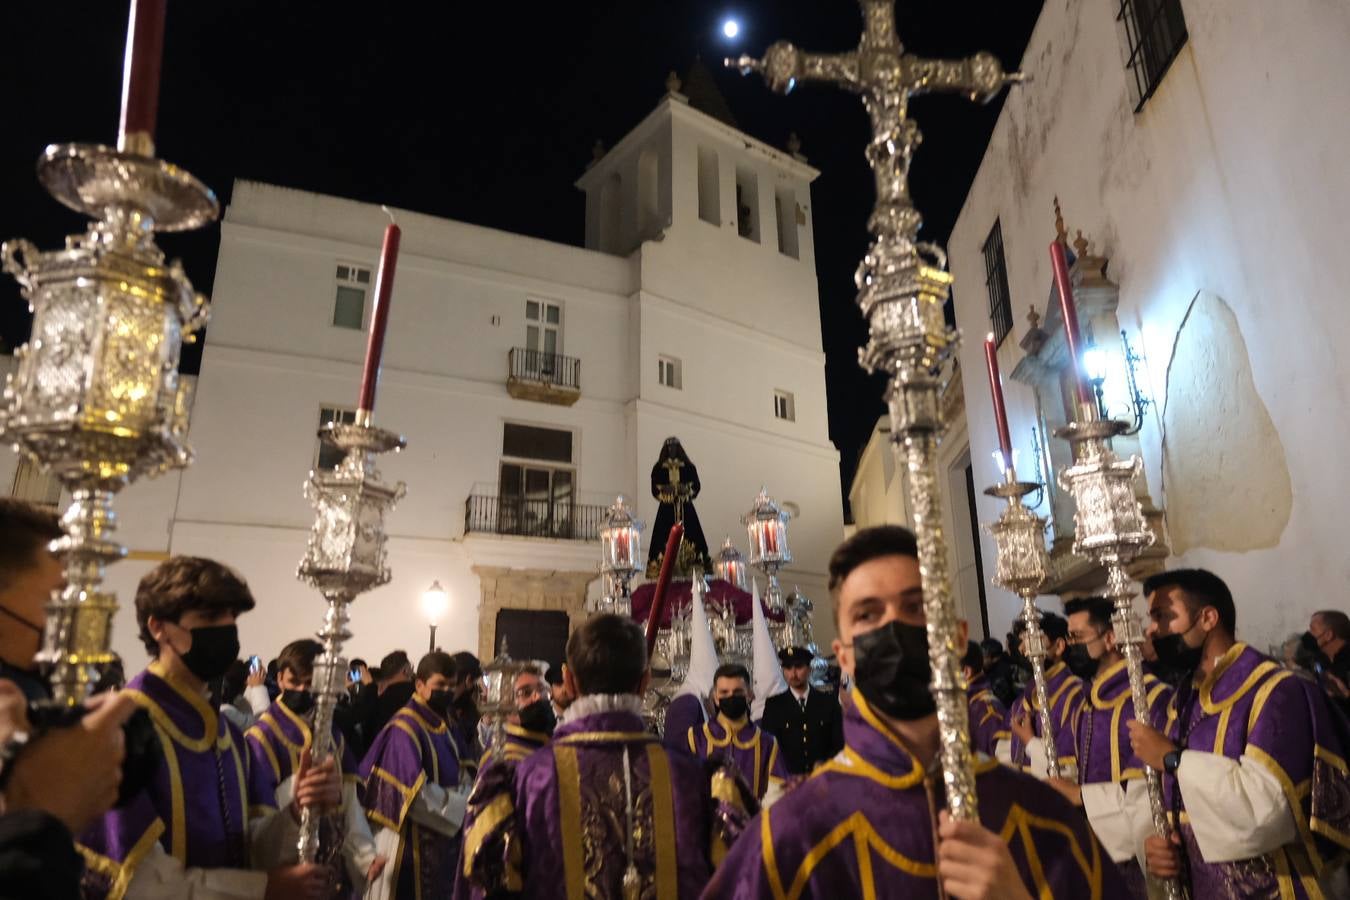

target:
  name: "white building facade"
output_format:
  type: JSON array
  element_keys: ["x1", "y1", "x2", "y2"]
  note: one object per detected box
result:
[
  {"x1": 3, "y1": 86, "x2": 845, "y2": 670},
  {"x1": 947, "y1": 0, "x2": 1350, "y2": 650}
]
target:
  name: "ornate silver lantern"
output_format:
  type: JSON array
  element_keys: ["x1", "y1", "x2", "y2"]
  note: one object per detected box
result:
[
  {"x1": 713, "y1": 536, "x2": 749, "y2": 590},
  {"x1": 477, "y1": 640, "x2": 547, "y2": 752},
  {"x1": 597, "y1": 494, "x2": 643, "y2": 616},
  {"x1": 743, "y1": 488, "x2": 791, "y2": 640}
]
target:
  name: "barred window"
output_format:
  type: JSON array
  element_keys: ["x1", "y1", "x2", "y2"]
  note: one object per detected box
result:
[
  {"x1": 982, "y1": 220, "x2": 1013, "y2": 346},
  {"x1": 1118, "y1": 0, "x2": 1188, "y2": 111}
]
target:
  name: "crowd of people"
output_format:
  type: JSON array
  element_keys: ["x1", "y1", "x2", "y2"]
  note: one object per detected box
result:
[{"x1": 3, "y1": 497, "x2": 1350, "y2": 898}]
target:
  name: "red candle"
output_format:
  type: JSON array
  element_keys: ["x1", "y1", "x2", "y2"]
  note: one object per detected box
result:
[
  {"x1": 358, "y1": 223, "x2": 401, "y2": 414},
  {"x1": 984, "y1": 334, "x2": 1013, "y2": 471},
  {"x1": 118, "y1": 0, "x2": 167, "y2": 152},
  {"x1": 1049, "y1": 240, "x2": 1094, "y2": 407},
  {"x1": 645, "y1": 523, "x2": 684, "y2": 657}
]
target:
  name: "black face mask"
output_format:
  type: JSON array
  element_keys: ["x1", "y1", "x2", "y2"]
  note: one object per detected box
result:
[
  {"x1": 717, "y1": 695, "x2": 749, "y2": 722},
  {"x1": 1063, "y1": 644, "x2": 1100, "y2": 681},
  {"x1": 177, "y1": 625, "x2": 240, "y2": 683},
  {"x1": 1153, "y1": 629, "x2": 1204, "y2": 675},
  {"x1": 281, "y1": 689, "x2": 314, "y2": 716},
  {"x1": 850, "y1": 621, "x2": 935, "y2": 721},
  {"x1": 518, "y1": 698, "x2": 557, "y2": 736},
  {"x1": 426, "y1": 688, "x2": 452, "y2": 716}
]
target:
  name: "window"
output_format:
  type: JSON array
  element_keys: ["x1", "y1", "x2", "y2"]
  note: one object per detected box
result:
[
  {"x1": 982, "y1": 220, "x2": 1013, "y2": 346},
  {"x1": 735, "y1": 167, "x2": 759, "y2": 242},
  {"x1": 658, "y1": 355, "x2": 681, "y2": 389},
  {"x1": 525, "y1": 300, "x2": 563, "y2": 358},
  {"x1": 1118, "y1": 0, "x2": 1187, "y2": 110},
  {"x1": 10, "y1": 457, "x2": 61, "y2": 508},
  {"x1": 773, "y1": 390, "x2": 795, "y2": 422},
  {"x1": 333, "y1": 264, "x2": 371, "y2": 330},
  {"x1": 315, "y1": 407, "x2": 357, "y2": 470},
  {"x1": 499, "y1": 423, "x2": 575, "y2": 538},
  {"x1": 775, "y1": 187, "x2": 800, "y2": 259},
  {"x1": 697, "y1": 146, "x2": 720, "y2": 225}
]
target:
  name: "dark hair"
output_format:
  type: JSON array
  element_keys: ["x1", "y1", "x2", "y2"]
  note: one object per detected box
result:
[
  {"x1": 544, "y1": 664, "x2": 565, "y2": 686},
  {"x1": 828, "y1": 525, "x2": 919, "y2": 594},
  {"x1": 962, "y1": 640, "x2": 984, "y2": 676},
  {"x1": 222, "y1": 658, "x2": 249, "y2": 704},
  {"x1": 1143, "y1": 568, "x2": 1236, "y2": 636},
  {"x1": 277, "y1": 639, "x2": 323, "y2": 681},
  {"x1": 712, "y1": 663, "x2": 751, "y2": 689},
  {"x1": 416, "y1": 651, "x2": 456, "y2": 683},
  {"x1": 378, "y1": 650, "x2": 412, "y2": 681},
  {"x1": 450, "y1": 651, "x2": 482, "y2": 682},
  {"x1": 0, "y1": 498, "x2": 63, "y2": 593},
  {"x1": 1063, "y1": 596, "x2": 1115, "y2": 635},
  {"x1": 566, "y1": 614, "x2": 646, "y2": 695},
  {"x1": 1039, "y1": 612, "x2": 1069, "y2": 644},
  {"x1": 350, "y1": 657, "x2": 367, "y2": 670},
  {"x1": 1314, "y1": 611, "x2": 1350, "y2": 641},
  {"x1": 135, "y1": 556, "x2": 256, "y2": 655},
  {"x1": 980, "y1": 638, "x2": 1004, "y2": 658}
]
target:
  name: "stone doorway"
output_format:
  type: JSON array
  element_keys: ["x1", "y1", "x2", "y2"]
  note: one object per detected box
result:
[{"x1": 473, "y1": 566, "x2": 593, "y2": 662}]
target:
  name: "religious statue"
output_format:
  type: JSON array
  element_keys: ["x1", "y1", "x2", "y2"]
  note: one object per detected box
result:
[{"x1": 646, "y1": 437, "x2": 713, "y2": 577}]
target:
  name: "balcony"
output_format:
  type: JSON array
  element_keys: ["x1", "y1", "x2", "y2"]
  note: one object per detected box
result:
[
  {"x1": 464, "y1": 494, "x2": 606, "y2": 541},
  {"x1": 506, "y1": 348, "x2": 580, "y2": 406}
]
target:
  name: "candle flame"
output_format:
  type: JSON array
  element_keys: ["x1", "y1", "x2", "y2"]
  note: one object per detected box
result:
[
  {"x1": 986, "y1": 332, "x2": 995, "y2": 343},
  {"x1": 381, "y1": 204, "x2": 397, "y2": 225}
]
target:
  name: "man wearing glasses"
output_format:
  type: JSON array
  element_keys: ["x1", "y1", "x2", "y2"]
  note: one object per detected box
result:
[{"x1": 479, "y1": 665, "x2": 557, "y2": 770}]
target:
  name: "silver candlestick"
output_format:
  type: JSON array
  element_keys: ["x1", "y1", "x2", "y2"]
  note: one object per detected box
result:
[
  {"x1": 983, "y1": 472, "x2": 1061, "y2": 779},
  {"x1": 1056, "y1": 408, "x2": 1185, "y2": 900},
  {"x1": 729, "y1": 0, "x2": 1021, "y2": 821},
  {"x1": 296, "y1": 418, "x2": 406, "y2": 864},
  {"x1": 2, "y1": 142, "x2": 215, "y2": 706}
]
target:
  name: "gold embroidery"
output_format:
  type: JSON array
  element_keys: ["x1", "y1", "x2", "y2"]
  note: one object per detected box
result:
[
  {"x1": 554, "y1": 744, "x2": 586, "y2": 900},
  {"x1": 777, "y1": 811, "x2": 937, "y2": 900},
  {"x1": 462, "y1": 793, "x2": 515, "y2": 878},
  {"x1": 370, "y1": 766, "x2": 427, "y2": 831},
  {"x1": 76, "y1": 819, "x2": 167, "y2": 900},
  {"x1": 647, "y1": 744, "x2": 678, "y2": 900},
  {"x1": 1199, "y1": 644, "x2": 1279, "y2": 714},
  {"x1": 556, "y1": 730, "x2": 657, "y2": 745},
  {"x1": 245, "y1": 724, "x2": 281, "y2": 782},
  {"x1": 998, "y1": 804, "x2": 1102, "y2": 899}
]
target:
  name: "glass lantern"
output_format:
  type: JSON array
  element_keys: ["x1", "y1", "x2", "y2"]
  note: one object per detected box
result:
[
  {"x1": 598, "y1": 495, "x2": 644, "y2": 616},
  {"x1": 743, "y1": 488, "x2": 791, "y2": 568},
  {"x1": 713, "y1": 536, "x2": 748, "y2": 590}
]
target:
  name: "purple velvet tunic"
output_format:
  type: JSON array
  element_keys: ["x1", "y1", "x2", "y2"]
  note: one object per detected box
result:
[
  {"x1": 1009, "y1": 659, "x2": 1085, "y2": 772},
  {"x1": 686, "y1": 714, "x2": 787, "y2": 800},
  {"x1": 244, "y1": 697, "x2": 364, "y2": 894},
  {"x1": 359, "y1": 694, "x2": 462, "y2": 899},
  {"x1": 663, "y1": 693, "x2": 709, "y2": 755},
  {"x1": 478, "y1": 723, "x2": 549, "y2": 769},
  {"x1": 1076, "y1": 659, "x2": 1171, "y2": 787},
  {"x1": 77, "y1": 662, "x2": 275, "y2": 900},
  {"x1": 457, "y1": 707, "x2": 754, "y2": 899},
  {"x1": 967, "y1": 674, "x2": 1010, "y2": 757},
  {"x1": 1158, "y1": 643, "x2": 1350, "y2": 898},
  {"x1": 704, "y1": 690, "x2": 1128, "y2": 899}
]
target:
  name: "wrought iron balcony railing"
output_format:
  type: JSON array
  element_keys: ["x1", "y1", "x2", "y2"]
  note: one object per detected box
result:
[
  {"x1": 508, "y1": 348, "x2": 580, "y2": 390},
  {"x1": 464, "y1": 494, "x2": 606, "y2": 541}
]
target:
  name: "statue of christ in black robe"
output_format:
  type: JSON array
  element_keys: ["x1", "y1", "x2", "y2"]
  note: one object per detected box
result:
[{"x1": 646, "y1": 437, "x2": 713, "y2": 578}]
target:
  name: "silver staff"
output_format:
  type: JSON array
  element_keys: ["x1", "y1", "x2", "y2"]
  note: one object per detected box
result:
[
  {"x1": 728, "y1": 0, "x2": 1021, "y2": 820},
  {"x1": 983, "y1": 472, "x2": 1060, "y2": 779},
  {"x1": 295, "y1": 418, "x2": 406, "y2": 863}
]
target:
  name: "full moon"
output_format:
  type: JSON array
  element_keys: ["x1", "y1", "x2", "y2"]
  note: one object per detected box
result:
[{"x1": 722, "y1": 19, "x2": 739, "y2": 39}]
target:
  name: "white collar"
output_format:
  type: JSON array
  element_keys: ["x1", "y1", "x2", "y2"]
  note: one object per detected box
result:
[{"x1": 558, "y1": 692, "x2": 645, "y2": 725}]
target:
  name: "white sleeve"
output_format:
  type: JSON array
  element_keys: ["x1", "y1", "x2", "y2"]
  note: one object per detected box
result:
[
  {"x1": 342, "y1": 781, "x2": 379, "y2": 889},
  {"x1": 362, "y1": 826, "x2": 402, "y2": 900},
  {"x1": 1081, "y1": 781, "x2": 1137, "y2": 863},
  {"x1": 994, "y1": 737, "x2": 1013, "y2": 765},
  {"x1": 124, "y1": 842, "x2": 268, "y2": 900},
  {"x1": 410, "y1": 780, "x2": 470, "y2": 837},
  {"x1": 243, "y1": 686, "x2": 272, "y2": 717},
  {"x1": 1175, "y1": 750, "x2": 1298, "y2": 862}
]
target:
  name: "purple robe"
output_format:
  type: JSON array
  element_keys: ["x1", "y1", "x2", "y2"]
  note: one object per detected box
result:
[
  {"x1": 1076, "y1": 659, "x2": 1171, "y2": 786},
  {"x1": 457, "y1": 706, "x2": 755, "y2": 899},
  {"x1": 359, "y1": 694, "x2": 462, "y2": 899},
  {"x1": 77, "y1": 661, "x2": 276, "y2": 900},
  {"x1": 478, "y1": 723, "x2": 549, "y2": 769},
  {"x1": 704, "y1": 689, "x2": 1127, "y2": 899},
  {"x1": 244, "y1": 697, "x2": 364, "y2": 894},
  {"x1": 967, "y1": 673, "x2": 1010, "y2": 757},
  {"x1": 663, "y1": 693, "x2": 709, "y2": 755},
  {"x1": 1159, "y1": 643, "x2": 1350, "y2": 898},
  {"x1": 1009, "y1": 659, "x2": 1085, "y2": 772},
  {"x1": 686, "y1": 714, "x2": 788, "y2": 800}
]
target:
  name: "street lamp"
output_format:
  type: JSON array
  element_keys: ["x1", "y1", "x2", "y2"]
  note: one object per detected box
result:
[{"x1": 421, "y1": 580, "x2": 448, "y2": 651}]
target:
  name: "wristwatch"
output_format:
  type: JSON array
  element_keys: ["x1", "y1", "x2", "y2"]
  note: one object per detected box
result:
[{"x1": 1162, "y1": 748, "x2": 1183, "y2": 774}]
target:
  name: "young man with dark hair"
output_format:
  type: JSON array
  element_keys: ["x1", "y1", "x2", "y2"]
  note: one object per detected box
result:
[
  {"x1": 1309, "y1": 609, "x2": 1350, "y2": 687},
  {"x1": 78, "y1": 556, "x2": 339, "y2": 900},
  {"x1": 708, "y1": 525, "x2": 1122, "y2": 899},
  {"x1": 359, "y1": 650, "x2": 471, "y2": 898},
  {"x1": 962, "y1": 640, "x2": 1009, "y2": 758},
  {"x1": 1050, "y1": 596, "x2": 1170, "y2": 895},
  {"x1": 458, "y1": 613, "x2": 753, "y2": 898},
  {"x1": 447, "y1": 650, "x2": 483, "y2": 777},
  {"x1": 686, "y1": 662, "x2": 787, "y2": 801},
  {"x1": 0, "y1": 497, "x2": 65, "y2": 702},
  {"x1": 760, "y1": 645, "x2": 844, "y2": 775},
  {"x1": 998, "y1": 610, "x2": 1085, "y2": 780},
  {"x1": 1127, "y1": 568, "x2": 1350, "y2": 896},
  {"x1": 244, "y1": 638, "x2": 385, "y2": 893}
]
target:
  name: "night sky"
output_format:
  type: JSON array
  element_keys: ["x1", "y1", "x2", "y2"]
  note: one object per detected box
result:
[{"x1": 0, "y1": 1, "x2": 1044, "y2": 513}]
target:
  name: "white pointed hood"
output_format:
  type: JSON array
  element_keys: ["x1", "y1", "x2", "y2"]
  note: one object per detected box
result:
[
  {"x1": 751, "y1": 578, "x2": 788, "y2": 719},
  {"x1": 677, "y1": 577, "x2": 720, "y2": 699}
]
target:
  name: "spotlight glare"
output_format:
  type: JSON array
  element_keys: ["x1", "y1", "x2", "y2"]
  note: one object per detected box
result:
[{"x1": 722, "y1": 19, "x2": 740, "y2": 39}]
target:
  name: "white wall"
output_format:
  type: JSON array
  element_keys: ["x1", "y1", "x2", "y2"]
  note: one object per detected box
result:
[{"x1": 949, "y1": 0, "x2": 1350, "y2": 649}]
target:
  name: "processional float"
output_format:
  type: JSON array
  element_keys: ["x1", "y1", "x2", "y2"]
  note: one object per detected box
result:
[{"x1": 729, "y1": 0, "x2": 1021, "y2": 821}]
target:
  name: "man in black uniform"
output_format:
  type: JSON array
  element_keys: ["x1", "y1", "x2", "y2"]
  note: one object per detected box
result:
[{"x1": 758, "y1": 646, "x2": 843, "y2": 774}]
